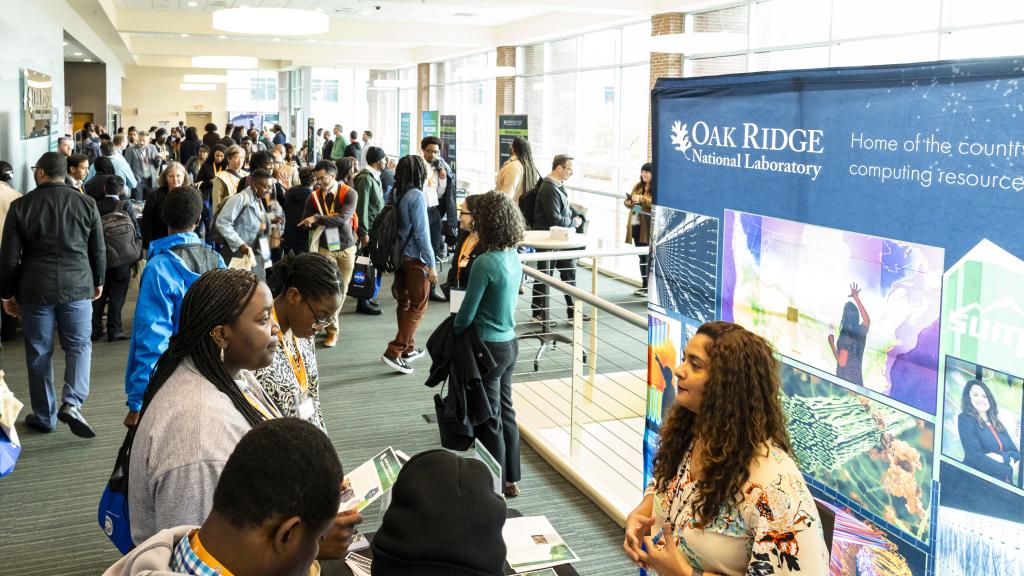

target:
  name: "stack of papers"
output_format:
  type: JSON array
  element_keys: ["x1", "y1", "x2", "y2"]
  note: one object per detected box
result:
[
  {"x1": 503, "y1": 516, "x2": 580, "y2": 573},
  {"x1": 338, "y1": 447, "x2": 404, "y2": 513}
]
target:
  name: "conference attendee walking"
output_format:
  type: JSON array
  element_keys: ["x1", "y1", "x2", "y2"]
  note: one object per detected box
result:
[
  {"x1": 344, "y1": 130, "x2": 362, "y2": 160},
  {"x1": 123, "y1": 186, "x2": 223, "y2": 429},
  {"x1": 353, "y1": 146, "x2": 387, "y2": 315},
  {"x1": 86, "y1": 140, "x2": 138, "y2": 191},
  {"x1": 141, "y1": 162, "x2": 191, "y2": 249},
  {"x1": 255, "y1": 253, "x2": 343, "y2": 430},
  {"x1": 123, "y1": 131, "x2": 161, "y2": 200},
  {"x1": 358, "y1": 130, "x2": 374, "y2": 169},
  {"x1": 0, "y1": 152, "x2": 105, "y2": 438},
  {"x1": 624, "y1": 162, "x2": 653, "y2": 297},
  {"x1": 453, "y1": 191, "x2": 525, "y2": 496},
  {"x1": 202, "y1": 122, "x2": 221, "y2": 150},
  {"x1": 623, "y1": 321, "x2": 829, "y2": 575},
  {"x1": 66, "y1": 153, "x2": 90, "y2": 193},
  {"x1": 299, "y1": 161, "x2": 357, "y2": 347},
  {"x1": 272, "y1": 123, "x2": 287, "y2": 146},
  {"x1": 381, "y1": 155, "x2": 436, "y2": 374},
  {"x1": 216, "y1": 169, "x2": 273, "y2": 279},
  {"x1": 88, "y1": 175, "x2": 139, "y2": 342},
  {"x1": 179, "y1": 126, "x2": 202, "y2": 166},
  {"x1": 211, "y1": 144, "x2": 247, "y2": 210},
  {"x1": 532, "y1": 154, "x2": 585, "y2": 323},
  {"x1": 330, "y1": 125, "x2": 346, "y2": 161},
  {"x1": 420, "y1": 136, "x2": 458, "y2": 302},
  {"x1": 495, "y1": 136, "x2": 541, "y2": 202}
]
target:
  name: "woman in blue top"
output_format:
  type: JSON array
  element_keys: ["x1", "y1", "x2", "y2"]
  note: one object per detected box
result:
[
  {"x1": 958, "y1": 379, "x2": 1021, "y2": 484},
  {"x1": 453, "y1": 191, "x2": 526, "y2": 497}
]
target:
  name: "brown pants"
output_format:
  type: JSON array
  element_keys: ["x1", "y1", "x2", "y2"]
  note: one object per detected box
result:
[{"x1": 385, "y1": 257, "x2": 430, "y2": 358}]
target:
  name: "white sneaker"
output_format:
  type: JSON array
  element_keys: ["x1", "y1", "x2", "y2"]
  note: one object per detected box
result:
[
  {"x1": 382, "y1": 354, "x2": 414, "y2": 374},
  {"x1": 402, "y1": 348, "x2": 426, "y2": 362}
]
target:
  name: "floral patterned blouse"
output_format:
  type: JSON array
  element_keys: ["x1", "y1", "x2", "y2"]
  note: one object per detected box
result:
[
  {"x1": 252, "y1": 330, "x2": 325, "y2": 431},
  {"x1": 646, "y1": 443, "x2": 829, "y2": 576}
]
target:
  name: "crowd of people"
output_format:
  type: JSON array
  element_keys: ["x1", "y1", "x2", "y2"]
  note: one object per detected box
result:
[{"x1": 0, "y1": 118, "x2": 829, "y2": 575}]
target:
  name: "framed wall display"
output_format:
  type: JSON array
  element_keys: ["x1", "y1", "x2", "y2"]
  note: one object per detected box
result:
[{"x1": 21, "y1": 68, "x2": 53, "y2": 139}]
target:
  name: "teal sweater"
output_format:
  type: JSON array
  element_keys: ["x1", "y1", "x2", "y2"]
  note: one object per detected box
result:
[{"x1": 453, "y1": 249, "x2": 521, "y2": 342}]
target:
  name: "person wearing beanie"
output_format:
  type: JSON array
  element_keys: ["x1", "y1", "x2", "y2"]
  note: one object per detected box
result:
[
  {"x1": 371, "y1": 449, "x2": 507, "y2": 576},
  {"x1": 352, "y1": 146, "x2": 387, "y2": 315}
]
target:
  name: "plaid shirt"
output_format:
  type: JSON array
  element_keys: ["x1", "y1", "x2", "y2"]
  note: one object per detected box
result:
[{"x1": 170, "y1": 530, "x2": 230, "y2": 576}]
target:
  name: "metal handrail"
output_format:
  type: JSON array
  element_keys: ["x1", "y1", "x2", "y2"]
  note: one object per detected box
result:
[
  {"x1": 565, "y1": 184, "x2": 625, "y2": 200},
  {"x1": 518, "y1": 246, "x2": 648, "y2": 263},
  {"x1": 521, "y1": 265, "x2": 647, "y2": 329}
]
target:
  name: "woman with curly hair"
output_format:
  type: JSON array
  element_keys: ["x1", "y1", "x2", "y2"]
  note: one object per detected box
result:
[
  {"x1": 623, "y1": 321, "x2": 828, "y2": 576},
  {"x1": 441, "y1": 193, "x2": 484, "y2": 297},
  {"x1": 453, "y1": 191, "x2": 526, "y2": 497}
]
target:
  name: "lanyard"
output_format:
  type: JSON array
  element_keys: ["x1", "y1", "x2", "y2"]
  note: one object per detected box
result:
[
  {"x1": 190, "y1": 530, "x2": 236, "y2": 576},
  {"x1": 986, "y1": 422, "x2": 1004, "y2": 452},
  {"x1": 456, "y1": 235, "x2": 478, "y2": 283},
  {"x1": 272, "y1": 307, "x2": 308, "y2": 393},
  {"x1": 311, "y1": 187, "x2": 336, "y2": 217}
]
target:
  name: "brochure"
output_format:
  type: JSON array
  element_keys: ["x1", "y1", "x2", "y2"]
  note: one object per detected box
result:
[
  {"x1": 503, "y1": 516, "x2": 580, "y2": 573},
  {"x1": 338, "y1": 446, "x2": 403, "y2": 512},
  {"x1": 470, "y1": 439, "x2": 503, "y2": 496},
  {"x1": 520, "y1": 569, "x2": 558, "y2": 576},
  {"x1": 344, "y1": 552, "x2": 372, "y2": 576}
]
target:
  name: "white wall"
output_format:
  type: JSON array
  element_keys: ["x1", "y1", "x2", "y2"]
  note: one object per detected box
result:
[
  {"x1": 122, "y1": 65, "x2": 228, "y2": 130},
  {"x1": 0, "y1": 0, "x2": 125, "y2": 192}
]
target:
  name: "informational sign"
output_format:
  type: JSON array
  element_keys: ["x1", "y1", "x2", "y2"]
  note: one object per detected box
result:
[
  {"x1": 440, "y1": 114, "x2": 457, "y2": 173},
  {"x1": 21, "y1": 68, "x2": 52, "y2": 139},
  {"x1": 649, "y1": 57, "x2": 1024, "y2": 574},
  {"x1": 498, "y1": 115, "x2": 528, "y2": 166},
  {"x1": 307, "y1": 117, "x2": 316, "y2": 163},
  {"x1": 421, "y1": 110, "x2": 439, "y2": 139},
  {"x1": 399, "y1": 112, "x2": 411, "y2": 157}
]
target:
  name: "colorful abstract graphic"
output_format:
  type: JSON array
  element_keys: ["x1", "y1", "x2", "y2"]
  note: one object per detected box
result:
[
  {"x1": 780, "y1": 364, "x2": 934, "y2": 544},
  {"x1": 815, "y1": 495, "x2": 928, "y2": 576},
  {"x1": 941, "y1": 356, "x2": 1023, "y2": 488},
  {"x1": 723, "y1": 210, "x2": 944, "y2": 413},
  {"x1": 649, "y1": 207, "x2": 718, "y2": 323}
]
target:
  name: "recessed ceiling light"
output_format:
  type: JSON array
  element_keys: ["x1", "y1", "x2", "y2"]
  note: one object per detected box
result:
[
  {"x1": 180, "y1": 33, "x2": 189, "y2": 38},
  {"x1": 183, "y1": 74, "x2": 228, "y2": 83},
  {"x1": 63, "y1": 41, "x2": 69, "y2": 46},
  {"x1": 180, "y1": 83, "x2": 217, "y2": 91},
  {"x1": 218, "y1": 35, "x2": 227, "y2": 39},
  {"x1": 212, "y1": 7, "x2": 328, "y2": 35},
  {"x1": 273, "y1": 37, "x2": 281, "y2": 42},
  {"x1": 192, "y1": 55, "x2": 257, "y2": 68},
  {"x1": 307, "y1": 38, "x2": 315, "y2": 43},
  {"x1": 73, "y1": 52, "x2": 83, "y2": 56},
  {"x1": 314, "y1": 8, "x2": 323, "y2": 12},
  {"x1": 187, "y1": 1, "x2": 198, "y2": 6},
  {"x1": 84, "y1": 58, "x2": 93, "y2": 62},
  {"x1": 360, "y1": 10, "x2": 370, "y2": 15}
]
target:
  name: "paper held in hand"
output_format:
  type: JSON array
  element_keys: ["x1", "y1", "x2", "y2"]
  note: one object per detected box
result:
[
  {"x1": 338, "y1": 446, "x2": 404, "y2": 512},
  {"x1": 503, "y1": 516, "x2": 580, "y2": 573}
]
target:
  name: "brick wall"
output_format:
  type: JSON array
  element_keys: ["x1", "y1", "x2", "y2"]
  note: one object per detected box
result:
[
  {"x1": 649, "y1": 13, "x2": 684, "y2": 162},
  {"x1": 495, "y1": 45, "x2": 516, "y2": 169},
  {"x1": 417, "y1": 63, "x2": 430, "y2": 141}
]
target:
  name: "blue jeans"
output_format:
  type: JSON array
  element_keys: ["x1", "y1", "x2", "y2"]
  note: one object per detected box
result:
[{"x1": 20, "y1": 300, "x2": 93, "y2": 427}]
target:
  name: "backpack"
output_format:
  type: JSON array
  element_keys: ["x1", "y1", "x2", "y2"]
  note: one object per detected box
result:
[
  {"x1": 103, "y1": 201, "x2": 142, "y2": 269},
  {"x1": 517, "y1": 177, "x2": 544, "y2": 229},
  {"x1": 367, "y1": 198, "x2": 411, "y2": 274}
]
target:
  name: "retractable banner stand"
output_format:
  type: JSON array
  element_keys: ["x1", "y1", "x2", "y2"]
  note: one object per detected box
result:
[
  {"x1": 648, "y1": 57, "x2": 1024, "y2": 575},
  {"x1": 400, "y1": 112, "x2": 411, "y2": 157},
  {"x1": 421, "y1": 111, "x2": 439, "y2": 139},
  {"x1": 440, "y1": 114, "x2": 457, "y2": 173},
  {"x1": 498, "y1": 115, "x2": 528, "y2": 166}
]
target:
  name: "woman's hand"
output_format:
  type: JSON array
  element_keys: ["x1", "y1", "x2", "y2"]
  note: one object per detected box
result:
[
  {"x1": 849, "y1": 282, "x2": 861, "y2": 299},
  {"x1": 637, "y1": 527, "x2": 691, "y2": 576},
  {"x1": 623, "y1": 509, "x2": 655, "y2": 566}
]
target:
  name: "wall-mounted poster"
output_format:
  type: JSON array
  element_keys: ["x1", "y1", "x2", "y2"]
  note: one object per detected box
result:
[{"x1": 21, "y1": 68, "x2": 52, "y2": 139}]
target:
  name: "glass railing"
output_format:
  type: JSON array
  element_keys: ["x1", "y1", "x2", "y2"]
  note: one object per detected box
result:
[{"x1": 512, "y1": 247, "x2": 648, "y2": 523}]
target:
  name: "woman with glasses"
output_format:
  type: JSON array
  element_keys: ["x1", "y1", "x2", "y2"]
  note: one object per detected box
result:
[
  {"x1": 442, "y1": 193, "x2": 483, "y2": 298},
  {"x1": 254, "y1": 252, "x2": 343, "y2": 430}
]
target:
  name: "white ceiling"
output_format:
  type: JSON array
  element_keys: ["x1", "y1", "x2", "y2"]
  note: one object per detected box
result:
[{"x1": 63, "y1": 33, "x2": 101, "y2": 63}]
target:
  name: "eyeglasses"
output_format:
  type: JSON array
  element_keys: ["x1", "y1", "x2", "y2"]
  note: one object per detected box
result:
[{"x1": 304, "y1": 297, "x2": 334, "y2": 330}]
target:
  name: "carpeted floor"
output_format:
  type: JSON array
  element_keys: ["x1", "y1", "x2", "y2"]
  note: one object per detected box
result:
[{"x1": 0, "y1": 266, "x2": 641, "y2": 575}]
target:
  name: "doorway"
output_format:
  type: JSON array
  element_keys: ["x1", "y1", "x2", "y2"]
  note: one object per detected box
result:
[
  {"x1": 72, "y1": 112, "x2": 93, "y2": 135},
  {"x1": 185, "y1": 112, "x2": 213, "y2": 129}
]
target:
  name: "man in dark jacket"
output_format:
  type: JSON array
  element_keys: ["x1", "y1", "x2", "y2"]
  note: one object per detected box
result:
[
  {"x1": 343, "y1": 130, "x2": 361, "y2": 159},
  {"x1": 0, "y1": 152, "x2": 106, "y2": 438},
  {"x1": 88, "y1": 175, "x2": 139, "y2": 342},
  {"x1": 352, "y1": 146, "x2": 387, "y2": 315},
  {"x1": 531, "y1": 154, "x2": 584, "y2": 323},
  {"x1": 282, "y1": 167, "x2": 314, "y2": 254},
  {"x1": 202, "y1": 122, "x2": 221, "y2": 150}
]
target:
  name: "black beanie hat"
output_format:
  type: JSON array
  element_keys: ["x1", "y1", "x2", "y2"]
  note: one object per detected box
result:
[
  {"x1": 371, "y1": 449, "x2": 507, "y2": 576},
  {"x1": 366, "y1": 146, "x2": 386, "y2": 166}
]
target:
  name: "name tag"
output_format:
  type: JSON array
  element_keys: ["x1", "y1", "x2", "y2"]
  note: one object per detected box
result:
[
  {"x1": 297, "y1": 397, "x2": 315, "y2": 421},
  {"x1": 449, "y1": 289, "x2": 466, "y2": 314},
  {"x1": 325, "y1": 227, "x2": 342, "y2": 251}
]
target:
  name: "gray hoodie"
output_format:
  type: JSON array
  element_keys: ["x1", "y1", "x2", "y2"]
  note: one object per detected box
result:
[{"x1": 103, "y1": 526, "x2": 193, "y2": 575}]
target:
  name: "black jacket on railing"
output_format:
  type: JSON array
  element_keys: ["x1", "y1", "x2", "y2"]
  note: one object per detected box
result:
[{"x1": 0, "y1": 181, "x2": 106, "y2": 304}]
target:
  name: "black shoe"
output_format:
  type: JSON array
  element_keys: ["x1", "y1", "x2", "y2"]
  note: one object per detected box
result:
[
  {"x1": 108, "y1": 333, "x2": 130, "y2": 342},
  {"x1": 369, "y1": 299, "x2": 381, "y2": 307},
  {"x1": 429, "y1": 289, "x2": 448, "y2": 303},
  {"x1": 91, "y1": 330, "x2": 106, "y2": 341},
  {"x1": 58, "y1": 403, "x2": 96, "y2": 438},
  {"x1": 356, "y1": 304, "x2": 383, "y2": 316},
  {"x1": 24, "y1": 413, "x2": 54, "y2": 433},
  {"x1": 402, "y1": 348, "x2": 426, "y2": 362},
  {"x1": 381, "y1": 354, "x2": 414, "y2": 374}
]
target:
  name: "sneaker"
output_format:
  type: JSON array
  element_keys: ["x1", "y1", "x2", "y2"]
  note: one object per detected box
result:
[
  {"x1": 324, "y1": 333, "x2": 338, "y2": 348},
  {"x1": 633, "y1": 288, "x2": 648, "y2": 297},
  {"x1": 402, "y1": 348, "x2": 426, "y2": 362},
  {"x1": 382, "y1": 354, "x2": 414, "y2": 374}
]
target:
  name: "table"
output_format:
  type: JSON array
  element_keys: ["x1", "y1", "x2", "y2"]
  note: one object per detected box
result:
[
  {"x1": 324, "y1": 509, "x2": 581, "y2": 576},
  {"x1": 519, "y1": 231, "x2": 589, "y2": 371}
]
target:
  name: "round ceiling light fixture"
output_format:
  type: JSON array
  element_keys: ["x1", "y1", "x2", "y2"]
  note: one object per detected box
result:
[
  {"x1": 192, "y1": 55, "x2": 257, "y2": 69},
  {"x1": 212, "y1": 7, "x2": 329, "y2": 35}
]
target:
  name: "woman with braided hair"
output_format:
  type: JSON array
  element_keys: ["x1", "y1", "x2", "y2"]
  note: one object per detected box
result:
[
  {"x1": 624, "y1": 321, "x2": 828, "y2": 576},
  {"x1": 128, "y1": 267, "x2": 283, "y2": 544},
  {"x1": 254, "y1": 252, "x2": 344, "y2": 431}
]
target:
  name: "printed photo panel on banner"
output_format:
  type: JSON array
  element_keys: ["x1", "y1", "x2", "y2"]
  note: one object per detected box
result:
[
  {"x1": 779, "y1": 362, "x2": 934, "y2": 545},
  {"x1": 941, "y1": 356, "x2": 1023, "y2": 488},
  {"x1": 936, "y1": 461, "x2": 1024, "y2": 576},
  {"x1": 722, "y1": 210, "x2": 943, "y2": 414},
  {"x1": 648, "y1": 206, "x2": 719, "y2": 324}
]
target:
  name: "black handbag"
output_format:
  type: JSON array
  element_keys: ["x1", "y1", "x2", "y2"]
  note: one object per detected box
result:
[
  {"x1": 433, "y1": 380, "x2": 475, "y2": 451},
  {"x1": 347, "y1": 247, "x2": 377, "y2": 300}
]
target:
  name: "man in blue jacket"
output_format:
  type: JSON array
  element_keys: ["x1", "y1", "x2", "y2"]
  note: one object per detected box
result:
[{"x1": 123, "y1": 186, "x2": 224, "y2": 427}]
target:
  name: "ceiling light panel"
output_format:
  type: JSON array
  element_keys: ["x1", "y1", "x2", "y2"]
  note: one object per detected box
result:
[
  {"x1": 191, "y1": 55, "x2": 257, "y2": 68},
  {"x1": 212, "y1": 7, "x2": 329, "y2": 35}
]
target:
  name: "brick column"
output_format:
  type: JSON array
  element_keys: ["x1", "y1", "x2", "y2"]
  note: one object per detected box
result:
[
  {"x1": 416, "y1": 63, "x2": 431, "y2": 144},
  {"x1": 495, "y1": 46, "x2": 516, "y2": 169},
  {"x1": 649, "y1": 13, "x2": 684, "y2": 162}
]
